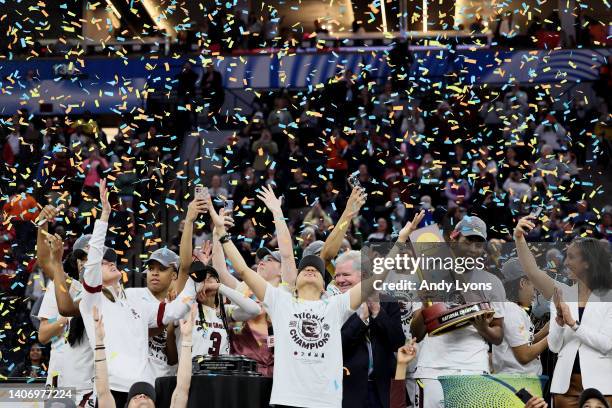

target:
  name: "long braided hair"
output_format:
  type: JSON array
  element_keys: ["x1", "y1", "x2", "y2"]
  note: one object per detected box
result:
[
  {"x1": 64, "y1": 249, "x2": 87, "y2": 347},
  {"x1": 196, "y1": 266, "x2": 233, "y2": 354}
]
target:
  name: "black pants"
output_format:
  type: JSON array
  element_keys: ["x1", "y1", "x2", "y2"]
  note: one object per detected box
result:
[{"x1": 95, "y1": 390, "x2": 128, "y2": 408}]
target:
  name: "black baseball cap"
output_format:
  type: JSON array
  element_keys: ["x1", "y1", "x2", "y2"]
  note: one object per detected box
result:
[
  {"x1": 102, "y1": 248, "x2": 118, "y2": 264},
  {"x1": 298, "y1": 255, "x2": 325, "y2": 277},
  {"x1": 579, "y1": 388, "x2": 610, "y2": 408},
  {"x1": 189, "y1": 261, "x2": 218, "y2": 283},
  {"x1": 126, "y1": 382, "x2": 156, "y2": 407}
]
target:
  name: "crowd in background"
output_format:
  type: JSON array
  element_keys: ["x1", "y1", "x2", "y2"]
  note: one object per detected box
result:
[{"x1": 0, "y1": 45, "x2": 611, "y2": 391}]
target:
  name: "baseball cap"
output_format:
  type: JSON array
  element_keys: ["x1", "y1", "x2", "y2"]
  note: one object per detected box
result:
[
  {"x1": 303, "y1": 240, "x2": 324, "y2": 258},
  {"x1": 189, "y1": 261, "x2": 218, "y2": 283},
  {"x1": 102, "y1": 247, "x2": 117, "y2": 264},
  {"x1": 147, "y1": 248, "x2": 179, "y2": 269},
  {"x1": 73, "y1": 234, "x2": 92, "y2": 253},
  {"x1": 579, "y1": 388, "x2": 610, "y2": 408},
  {"x1": 126, "y1": 382, "x2": 156, "y2": 407},
  {"x1": 298, "y1": 255, "x2": 325, "y2": 277},
  {"x1": 501, "y1": 258, "x2": 526, "y2": 283},
  {"x1": 256, "y1": 247, "x2": 281, "y2": 263},
  {"x1": 454, "y1": 215, "x2": 487, "y2": 240}
]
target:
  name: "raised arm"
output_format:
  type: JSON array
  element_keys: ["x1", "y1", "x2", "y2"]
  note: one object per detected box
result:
[
  {"x1": 348, "y1": 211, "x2": 425, "y2": 310},
  {"x1": 176, "y1": 198, "x2": 207, "y2": 294},
  {"x1": 219, "y1": 284, "x2": 261, "y2": 321},
  {"x1": 211, "y1": 211, "x2": 240, "y2": 289},
  {"x1": 206, "y1": 199, "x2": 268, "y2": 302},
  {"x1": 170, "y1": 304, "x2": 196, "y2": 408},
  {"x1": 35, "y1": 205, "x2": 58, "y2": 279},
  {"x1": 159, "y1": 280, "x2": 196, "y2": 326},
  {"x1": 47, "y1": 233, "x2": 80, "y2": 317},
  {"x1": 256, "y1": 185, "x2": 297, "y2": 286},
  {"x1": 320, "y1": 187, "x2": 366, "y2": 263},
  {"x1": 93, "y1": 306, "x2": 116, "y2": 408},
  {"x1": 514, "y1": 216, "x2": 556, "y2": 300},
  {"x1": 81, "y1": 180, "x2": 111, "y2": 312}
]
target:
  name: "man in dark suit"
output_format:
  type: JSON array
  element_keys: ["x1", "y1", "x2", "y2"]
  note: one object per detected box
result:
[{"x1": 335, "y1": 250, "x2": 406, "y2": 408}]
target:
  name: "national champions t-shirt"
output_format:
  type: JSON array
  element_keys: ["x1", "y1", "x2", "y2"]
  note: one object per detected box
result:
[{"x1": 263, "y1": 284, "x2": 354, "y2": 408}]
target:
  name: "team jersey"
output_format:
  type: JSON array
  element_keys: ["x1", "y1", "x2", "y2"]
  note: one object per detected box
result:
[{"x1": 189, "y1": 304, "x2": 230, "y2": 357}]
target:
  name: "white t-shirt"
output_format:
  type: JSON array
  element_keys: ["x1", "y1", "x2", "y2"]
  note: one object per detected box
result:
[
  {"x1": 493, "y1": 302, "x2": 542, "y2": 375},
  {"x1": 126, "y1": 288, "x2": 177, "y2": 379},
  {"x1": 415, "y1": 269, "x2": 505, "y2": 376},
  {"x1": 61, "y1": 330, "x2": 94, "y2": 395},
  {"x1": 37, "y1": 280, "x2": 90, "y2": 389},
  {"x1": 263, "y1": 284, "x2": 354, "y2": 408},
  {"x1": 188, "y1": 304, "x2": 231, "y2": 357}
]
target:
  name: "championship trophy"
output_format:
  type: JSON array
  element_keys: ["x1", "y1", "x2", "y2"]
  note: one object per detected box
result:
[{"x1": 408, "y1": 224, "x2": 494, "y2": 336}]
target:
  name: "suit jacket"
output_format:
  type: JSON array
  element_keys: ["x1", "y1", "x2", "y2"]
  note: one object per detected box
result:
[
  {"x1": 342, "y1": 301, "x2": 406, "y2": 408},
  {"x1": 549, "y1": 283, "x2": 612, "y2": 394}
]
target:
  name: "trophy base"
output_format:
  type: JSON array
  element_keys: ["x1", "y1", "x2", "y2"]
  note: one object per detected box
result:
[{"x1": 423, "y1": 301, "x2": 494, "y2": 336}]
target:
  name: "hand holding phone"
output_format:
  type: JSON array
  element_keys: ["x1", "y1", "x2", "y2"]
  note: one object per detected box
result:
[
  {"x1": 223, "y1": 200, "x2": 234, "y2": 219},
  {"x1": 195, "y1": 185, "x2": 208, "y2": 201},
  {"x1": 515, "y1": 388, "x2": 533, "y2": 404},
  {"x1": 529, "y1": 207, "x2": 543, "y2": 219}
]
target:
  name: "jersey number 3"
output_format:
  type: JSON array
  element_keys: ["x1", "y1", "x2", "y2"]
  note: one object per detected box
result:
[{"x1": 208, "y1": 332, "x2": 222, "y2": 356}]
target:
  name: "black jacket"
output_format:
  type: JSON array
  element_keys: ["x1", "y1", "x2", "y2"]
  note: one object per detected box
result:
[{"x1": 341, "y1": 301, "x2": 406, "y2": 408}]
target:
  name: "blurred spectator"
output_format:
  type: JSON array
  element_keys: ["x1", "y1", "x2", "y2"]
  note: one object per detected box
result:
[
  {"x1": 251, "y1": 129, "x2": 279, "y2": 177},
  {"x1": 202, "y1": 62, "x2": 225, "y2": 122},
  {"x1": 10, "y1": 343, "x2": 47, "y2": 378}
]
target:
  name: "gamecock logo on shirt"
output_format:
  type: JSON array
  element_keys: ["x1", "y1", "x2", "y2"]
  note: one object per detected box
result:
[{"x1": 289, "y1": 312, "x2": 330, "y2": 350}]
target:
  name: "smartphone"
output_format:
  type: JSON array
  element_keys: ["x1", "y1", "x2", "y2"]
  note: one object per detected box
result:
[
  {"x1": 194, "y1": 185, "x2": 208, "y2": 200},
  {"x1": 529, "y1": 207, "x2": 543, "y2": 219},
  {"x1": 348, "y1": 172, "x2": 362, "y2": 190},
  {"x1": 515, "y1": 388, "x2": 533, "y2": 404},
  {"x1": 223, "y1": 199, "x2": 234, "y2": 217}
]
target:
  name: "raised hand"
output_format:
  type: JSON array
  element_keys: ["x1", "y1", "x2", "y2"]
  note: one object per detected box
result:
[
  {"x1": 93, "y1": 305, "x2": 105, "y2": 342},
  {"x1": 36, "y1": 204, "x2": 62, "y2": 227},
  {"x1": 219, "y1": 208, "x2": 235, "y2": 229},
  {"x1": 47, "y1": 233, "x2": 64, "y2": 265},
  {"x1": 99, "y1": 179, "x2": 111, "y2": 216},
  {"x1": 398, "y1": 210, "x2": 426, "y2": 242},
  {"x1": 193, "y1": 240, "x2": 212, "y2": 264},
  {"x1": 186, "y1": 198, "x2": 208, "y2": 223},
  {"x1": 256, "y1": 185, "x2": 283, "y2": 215},
  {"x1": 397, "y1": 339, "x2": 417, "y2": 365},
  {"x1": 514, "y1": 215, "x2": 535, "y2": 240},
  {"x1": 179, "y1": 304, "x2": 197, "y2": 338},
  {"x1": 206, "y1": 199, "x2": 226, "y2": 232},
  {"x1": 345, "y1": 187, "x2": 367, "y2": 218}
]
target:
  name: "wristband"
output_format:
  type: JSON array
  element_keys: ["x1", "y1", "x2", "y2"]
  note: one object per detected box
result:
[
  {"x1": 95, "y1": 358, "x2": 106, "y2": 362},
  {"x1": 95, "y1": 346, "x2": 105, "y2": 350},
  {"x1": 181, "y1": 342, "x2": 193, "y2": 347},
  {"x1": 219, "y1": 234, "x2": 232, "y2": 244}
]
